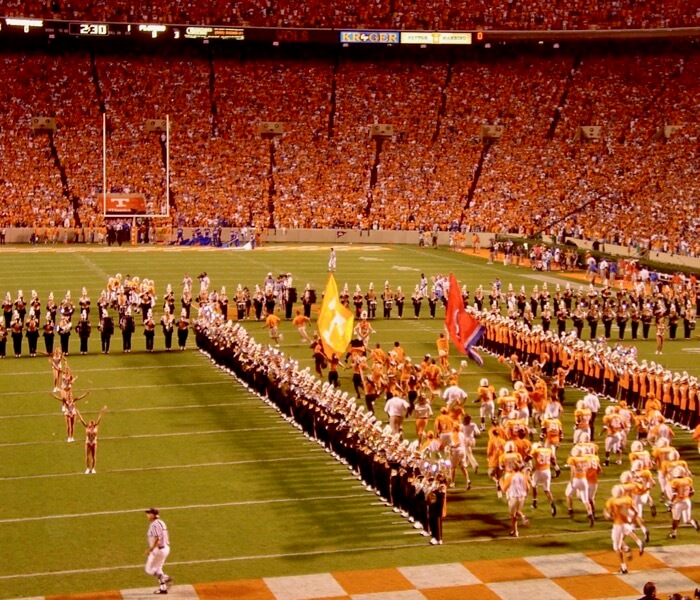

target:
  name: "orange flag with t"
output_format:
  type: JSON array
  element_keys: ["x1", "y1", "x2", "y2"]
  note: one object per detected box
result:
[{"x1": 317, "y1": 274, "x2": 354, "y2": 358}]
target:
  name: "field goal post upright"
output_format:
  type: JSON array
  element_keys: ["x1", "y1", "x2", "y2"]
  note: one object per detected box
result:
[{"x1": 102, "y1": 113, "x2": 171, "y2": 233}]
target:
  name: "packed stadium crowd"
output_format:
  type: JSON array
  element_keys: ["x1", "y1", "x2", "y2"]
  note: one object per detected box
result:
[
  {"x1": 0, "y1": 44, "x2": 698, "y2": 255},
  {"x1": 2, "y1": 0, "x2": 699, "y2": 29}
]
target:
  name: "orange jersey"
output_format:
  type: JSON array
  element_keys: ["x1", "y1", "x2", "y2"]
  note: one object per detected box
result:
[
  {"x1": 265, "y1": 314, "x2": 281, "y2": 329},
  {"x1": 542, "y1": 418, "x2": 563, "y2": 445},
  {"x1": 292, "y1": 314, "x2": 309, "y2": 328},
  {"x1": 499, "y1": 451, "x2": 524, "y2": 473},
  {"x1": 670, "y1": 476, "x2": 694, "y2": 501},
  {"x1": 567, "y1": 455, "x2": 591, "y2": 479},
  {"x1": 605, "y1": 495, "x2": 636, "y2": 525},
  {"x1": 532, "y1": 446, "x2": 554, "y2": 472},
  {"x1": 487, "y1": 436, "x2": 506, "y2": 469},
  {"x1": 574, "y1": 407, "x2": 592, "y2": 430}
]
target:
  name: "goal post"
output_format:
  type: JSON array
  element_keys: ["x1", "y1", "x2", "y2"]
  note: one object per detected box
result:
[{"x1": 102, "y1": 113, "x2": 171, "y2": 220}]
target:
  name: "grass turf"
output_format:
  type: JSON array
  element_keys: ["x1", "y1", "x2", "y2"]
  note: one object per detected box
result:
[{"x1": 0, "y1": 243, "x2": 699, "y2": 598}]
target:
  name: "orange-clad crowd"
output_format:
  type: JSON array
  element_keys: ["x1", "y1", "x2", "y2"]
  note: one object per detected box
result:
[
  {"x1": 1, "y1": 0, "x2": 699, "y2": 30},
  {"x1": 0, "y1": 45, "x2": 698, "y2": 255}
]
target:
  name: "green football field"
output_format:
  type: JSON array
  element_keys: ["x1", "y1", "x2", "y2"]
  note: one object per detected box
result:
[{"x1": 1, "y1": 243, "x2": 699, "y2": 599}]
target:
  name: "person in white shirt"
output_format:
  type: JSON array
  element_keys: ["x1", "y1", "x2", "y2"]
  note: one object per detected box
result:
[
  {"x1": 582, "y1": 388, "x2": 601, "y2": 440},
  {"x1": 384, "y1": 395, "x2": 410, "y2": 435},
  {"x1": 461, "y1": 414, "x2": 481, "y2": 474},
  {"x1": 145, "y1": 508, "x2": 172, "y2": 594},
  {"x1": 503, "y1": 466, "x2": 530, "y2": 537},
  {"x1": 447, "y1": 421, "x2": 471, "y2": 489},
  {"x1": 443, "y1": 383, "x2": 468, "y2": 412}
]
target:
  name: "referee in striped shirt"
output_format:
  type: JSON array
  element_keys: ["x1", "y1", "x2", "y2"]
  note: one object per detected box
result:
[{"x1": 145, "y1": 508, "x2": 172, "y2": 594}]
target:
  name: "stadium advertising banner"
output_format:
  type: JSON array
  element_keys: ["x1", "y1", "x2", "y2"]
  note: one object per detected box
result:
[
  {"x1": 245, "y1": 27, "x2": 336, "y2": 43},
  {"x1": 339, "y1": 30, "x2": 400, "y2": 44},
  {"x1": 183, "y1": 26, "x2": 244, "y2": 40},
  {"x1": 400, "y1": 31, "x2": 472, "y2": 45},
  {"x1": 104, "y1": 193, "x2": 147, "y2": 215}
]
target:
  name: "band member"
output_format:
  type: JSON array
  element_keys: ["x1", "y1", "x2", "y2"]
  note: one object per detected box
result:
[
  {"x1": 176, "y1": 308, "x2": 189, "y2": 350},
  {"x1": 76, "y1": 310, "x2": 92, "y2": 355},
  {"x1": 29, "y1": 290, "x2": 41, "y2": 320},
  {"x1": 120, "y1": 307, "x2": 135, "y2": 353},
  {"x1": 163, "y1": 284, "x2": 176, "y2": 316},
  {"x1": 144, "y1": 309, "x2": 156, "y2": 352},
  {"x1": 60, "y1": 291, "x2": 75, "y2": 322},
  {"x1": 76, "y1": 405, "x2": 107, "y2": 474},
  {"x1": 41, "y1": 311, "x2": 55, "y2": 354},
  {"x1": 79, "y1": 287, "x2": 91, "y2": 319},
  {"x1": 264, "y1": 284, "x2": 276, "y2": 316},
  {"x1": 353, "y1": 285, "x2": 364, "y2": 318},
  {"x1": 365, "y1": 283, "x2": 377, "y2": 319},
  {"x1": 412, "y1": 285, "x2": 422, "y2": 318},
  {"x1": 46, "y1": 292, "x2": 58, "y2": 325},
  {"x1": 395, "y1": 286, "x2": 405, "y2": 319},
  {"x1": 57, "y1": 315, "x2": 72, "y2": 355},
  {"x1": 339, "y1": 283, "x2": 350, "y2": 309},
  {"x1": 160, "y1": 307, "x2": 174, "y2": 351},
  {"x1": 381, "y1": 281, "x2": 393, "y2": 319},
  {"x1": 14, "y1": 290, "x2": 27, "y2": 323},
  {"x1": 25, "y1": 310, "x2": 40, "y2": 357},
  {"x1": 181, "y1": 286, "x2": 193, "y2": 319},
  {"x1": 218, "y1": 286, "x2": 228, "y2": 320},
  {"x1": 250, "y1": 285, "x2": 263, "y2": 321},
  {"x1": 2, "y1": 292, "x2": 12, "y2": 327},
  {"x1": 99, "y1": 308, "x2": 114, "y2": 354},
  {"x1": 10, "y1": 311, "x2": 23, "y2": 357},
  {"x1": 427, "y1": 287, "x2": 438, "y2": 319},
  {"x1": 302, "y1": 284, "x2": 314, "y2": 319}
]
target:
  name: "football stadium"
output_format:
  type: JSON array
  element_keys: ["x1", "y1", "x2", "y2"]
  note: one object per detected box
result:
[{"x1": 0, "y1": 3, "x2": 700, "y2": 599}]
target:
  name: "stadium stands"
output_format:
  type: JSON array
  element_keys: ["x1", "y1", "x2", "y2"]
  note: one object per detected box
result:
[
  {"x1": 0, "y1": 40, "x2": 698, "y2": 256},
  {"x1": 1, "y1": 0, "x2": 699, "y2": 30}
]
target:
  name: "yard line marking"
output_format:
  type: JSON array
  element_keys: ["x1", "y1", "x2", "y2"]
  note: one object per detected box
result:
[
  {"x1": 76, "y1": 252, "x2": 112, "y2": 282},
  {"x1": 0, "y1": 454, "x2": 328, "y2": 482},
  {"x1": 0, "y1": 426, "x2": 292, "y2": 448},
  {"x1": 0, "y1": 524, "x2": 628, "y2": 581},
  {"x1": 9, "y1": 363, "x2": 207, "y2": 377},
  {"x1": 0, "y1": 381, "x2": 233, "y2": 398},
  {"x1": 0, "y1": 400, "x2": 268, "y2": 420},
  {"x1": 0, "y1": 493, "x2": 370, "y2": 524}
]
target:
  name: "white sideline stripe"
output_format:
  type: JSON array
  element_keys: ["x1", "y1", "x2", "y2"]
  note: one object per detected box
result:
[
  {"x1": 0, "y1": 401, "x2": 266, "y2": 420},
  {"x1": 0, "y1": 493, "x2": 368, "y2": 525},
  {"x1": 0, "y1": 381, "x2": 232, "y2": 398},
  {"x1": 0, "y1": 426, "x2": 292, "y2": 448},
  {"x1": 0, "y1": 454, "x2": 327, "y2": 482}
]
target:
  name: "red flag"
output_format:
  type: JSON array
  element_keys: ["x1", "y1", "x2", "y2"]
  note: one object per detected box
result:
[{"x1": 445, "y1": 273, "x2": 485, "y2": 365}]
